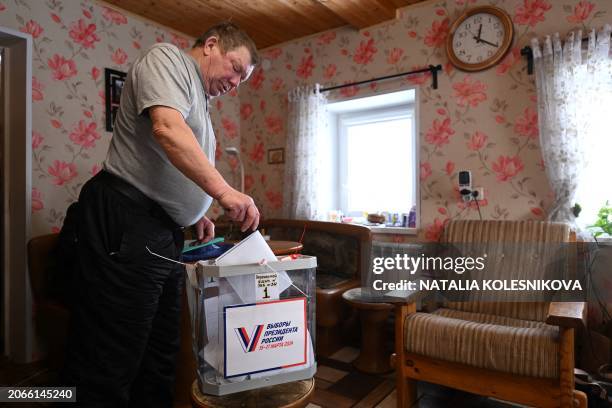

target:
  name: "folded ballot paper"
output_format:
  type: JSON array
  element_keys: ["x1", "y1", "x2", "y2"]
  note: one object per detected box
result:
[
  {"x1": 215, "y1": 231, "x2": 292, "y2": 300},
  {"x1": 196, "y1": 231, "x2": 314, "y2": 382}
]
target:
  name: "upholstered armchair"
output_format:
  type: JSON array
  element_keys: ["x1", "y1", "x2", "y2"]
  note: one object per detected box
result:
[
  {"x1": 261, "y1": 219, "x2": 372, "y2": 357},
  {"x1": 392, "y1": 220, "x2": 587, "y2": 408}
]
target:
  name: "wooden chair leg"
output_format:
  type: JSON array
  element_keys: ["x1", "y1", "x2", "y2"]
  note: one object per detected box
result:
[
  {"x1": 395, "y1": 303, "x2": 417, "y2": 408},
  {"x1": 572, "y1": 390, "x2": 587, "y2": 408},
  {"x1": 396, "y1": 371, "x2": 417, "y2": 408},
  {"x1": 559, "y1": 328, "x2": 575, "y2": 408}
]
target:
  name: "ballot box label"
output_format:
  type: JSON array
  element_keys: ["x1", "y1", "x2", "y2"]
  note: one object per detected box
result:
[
  {"x1": 255, "y1": 272, "x2": 279, "y2": 301},
  {"x1": 224, "y1": 297, "x2": 307, "y2": 378}
]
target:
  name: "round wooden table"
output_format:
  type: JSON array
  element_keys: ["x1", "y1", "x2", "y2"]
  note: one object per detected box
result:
[
  {"x1": 342, "y1": 288, "x2": 393, "y2": 374},
  {"x1": 191, "y1": 377, "x2": 315, "y2": 408},
  {"x1": 266, "y1": 240, "x2": 303, "y2": 256}
]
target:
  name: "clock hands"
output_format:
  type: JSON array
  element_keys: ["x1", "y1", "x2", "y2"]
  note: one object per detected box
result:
[
  {"x1": 478, "y1": 38, "x2": 499, "y2": 47},
  {"x1": 472, "y1": 24, "x2": 499, "y2": 48}
]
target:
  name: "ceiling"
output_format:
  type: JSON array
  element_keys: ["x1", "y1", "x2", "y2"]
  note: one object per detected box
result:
[{"x1": 101, "y1": 0, "x2": 427, "y2": 50}]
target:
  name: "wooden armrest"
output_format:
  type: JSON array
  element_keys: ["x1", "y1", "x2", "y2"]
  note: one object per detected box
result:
[{"x1": 546, "y1": 302, "x2": 586, "y2": 329}]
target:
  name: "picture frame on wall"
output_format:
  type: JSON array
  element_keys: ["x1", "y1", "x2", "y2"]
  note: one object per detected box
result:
[
  {"x1": 105, "y1": 68, "x2": 127, "y2": 132},
  {"x1": 267, "y1": 148, "x2": 285, "y2": 164}
]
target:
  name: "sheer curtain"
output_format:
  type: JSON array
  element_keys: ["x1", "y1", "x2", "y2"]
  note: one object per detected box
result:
[
  {"x1": 531, "y1": 25, "x2": 612, "y2": 229},
  {"x1": 283, "y1": 85, "x2": 328, "y2": 220}
]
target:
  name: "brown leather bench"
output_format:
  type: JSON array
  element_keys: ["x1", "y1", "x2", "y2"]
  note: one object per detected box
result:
[{"x1": 261, "y1": 219, "x2": 372, "y2": 357}]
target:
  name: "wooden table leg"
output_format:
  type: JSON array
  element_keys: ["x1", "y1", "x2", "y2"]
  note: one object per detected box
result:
[{"x1": 353, "y1": 306, "x2": 393, "y2": 374}]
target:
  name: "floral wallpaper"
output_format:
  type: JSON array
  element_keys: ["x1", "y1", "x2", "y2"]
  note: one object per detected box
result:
[
  {"x1": 6, "y1": 0, "x2": 609, "y2": 241},
  {"x1": 0, "y1": 0, "x2": 240, "y2": 237},
  {"x1": 236, "y1": 0, "x2": 611, "y2": 243}
]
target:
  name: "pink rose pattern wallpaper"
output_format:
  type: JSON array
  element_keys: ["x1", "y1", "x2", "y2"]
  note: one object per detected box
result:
[
  {"x1": 0, "y1": 0, "x2": 241, "y2": 236},
  {"x1": 236, "y1": 0, "x2": 610, "y2": 243},
  {"x1": 4, "y1": 0, "x2": 609, "y2": 240}
]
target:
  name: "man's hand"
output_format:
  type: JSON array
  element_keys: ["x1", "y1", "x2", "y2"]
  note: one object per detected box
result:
[
  {"x1": 195, "y1": 216, "x2": 215, "y2": 243},
  {"x1": 217, "y1": 188, "x2": 260, "y2": 232}
]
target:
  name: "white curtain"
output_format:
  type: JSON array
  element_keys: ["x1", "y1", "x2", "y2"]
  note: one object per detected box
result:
[
  {"x1": 531, "y1": 25, "x2": 612, "y2": 228},
  {"x1": 283, "y1": 85, "x2": 328, "y2": 220}
]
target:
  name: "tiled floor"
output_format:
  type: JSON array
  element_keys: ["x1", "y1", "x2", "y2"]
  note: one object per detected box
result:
[
  {"x1": 1, "y1": 350, "x2": 519, "y2": 408},
  {"x1": 309, "y1": 347, "x2": 517, "y2": 408},
  {"x1": 0, "y1": 356, "x2": 57, "y2": 407}
]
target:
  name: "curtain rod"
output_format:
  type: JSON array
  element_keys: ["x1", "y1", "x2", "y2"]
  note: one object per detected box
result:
[
  {"x1": 318, "y1": 64, "x2": 443, "y2": 93},
  {"x1": 521, "y1": 36, "x2": 590, "y2": 75}
]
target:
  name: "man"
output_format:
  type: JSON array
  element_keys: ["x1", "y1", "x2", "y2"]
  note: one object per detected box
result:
[{"x1": 59, "y1": 22, "x2": 260, "y2": 407}]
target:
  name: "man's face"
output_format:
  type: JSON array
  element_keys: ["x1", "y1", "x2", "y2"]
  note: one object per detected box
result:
[{"x1": 203, "y1": 43, "x2": 254, "y2": 97}]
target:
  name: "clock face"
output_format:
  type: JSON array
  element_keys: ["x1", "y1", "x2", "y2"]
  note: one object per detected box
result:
[
  {"x1": 452, "y1": 13, "x2": 504, "y2": 64},
  {"x1": 446, "y1": 6, "x2": 513, "y2": 71}
]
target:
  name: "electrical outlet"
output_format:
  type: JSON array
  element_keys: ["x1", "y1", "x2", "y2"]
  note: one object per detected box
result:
[{"x1": 473, "y1": 187, "x2": 485, "y2": 201}]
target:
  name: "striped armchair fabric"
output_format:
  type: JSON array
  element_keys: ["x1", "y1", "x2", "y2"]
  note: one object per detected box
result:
[
  {"x1": 404, "y1": 306, "x2": 561, "y2": 378},
  {"x1": 404, "y1": 220, "x2": 571, "y2": 379}
]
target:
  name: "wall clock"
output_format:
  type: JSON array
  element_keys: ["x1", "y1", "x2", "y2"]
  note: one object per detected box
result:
[{"x1": 446, "y1": 6, "x2": 514, "y2": 72}]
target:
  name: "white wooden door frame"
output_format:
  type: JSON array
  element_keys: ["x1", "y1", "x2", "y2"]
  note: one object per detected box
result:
[{"x1": 0, "y1": 26, "x2": 32, "y2": 363}]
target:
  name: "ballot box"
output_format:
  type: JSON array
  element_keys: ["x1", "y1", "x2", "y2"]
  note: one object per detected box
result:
[{"x1": 185, "y1": 255, "x2": 317, "y2": 396}]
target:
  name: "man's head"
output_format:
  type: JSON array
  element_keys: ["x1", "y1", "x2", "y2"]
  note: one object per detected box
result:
[{"x1": 193, "y1": 22, "x2": 260, "y2": 97}]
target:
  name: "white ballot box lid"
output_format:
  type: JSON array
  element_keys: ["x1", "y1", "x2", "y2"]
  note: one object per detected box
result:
[{"x1": 195, "y1": 255, "x2": 317, "y2": 278}]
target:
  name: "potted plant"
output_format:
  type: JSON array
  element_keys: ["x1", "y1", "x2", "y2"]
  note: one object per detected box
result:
[{"x1": 588, "y1": 201, "x2": 612, "y2": 238}]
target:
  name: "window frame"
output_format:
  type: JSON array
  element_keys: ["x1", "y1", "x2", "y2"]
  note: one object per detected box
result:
[
  {"x1": 325, "y1": 87, "x2": 420, "y2": 234},
  {"x1": 337, "y1": 104, "x2": 416, "y2": 215}
]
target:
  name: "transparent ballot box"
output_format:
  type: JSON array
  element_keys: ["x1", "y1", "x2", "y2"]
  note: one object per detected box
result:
[{"x1": 185, "y1": 255, "x2": 317, "y2": 396}]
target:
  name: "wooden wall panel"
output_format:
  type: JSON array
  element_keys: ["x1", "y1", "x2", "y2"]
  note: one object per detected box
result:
[{"x1": 101, "y1": 0, "x2": 422, "y2": 49}]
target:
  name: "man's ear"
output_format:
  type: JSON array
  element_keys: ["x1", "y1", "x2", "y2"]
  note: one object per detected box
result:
[{"x1": 202, "y1": 36, "x2": 218, "y2": 56}]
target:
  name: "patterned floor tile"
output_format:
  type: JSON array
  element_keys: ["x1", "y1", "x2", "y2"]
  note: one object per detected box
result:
[
  {"x1": 328, "y1": 371, "x2": 383, "y2": 401},
  {"x1": 328, "y1": 347, "x2": 360, "y2": 363},
  {"x1": 374, "y1": 389, "x2": 396, "y2": 408},
  {"x1": 314, "y1": 378, "x2": 333, "y2": 390},
  {"x1": 310, "y1": 387, "x2": 355, "y2": 408},
  {"x1": 314, "y1": 364, "x2": 349, "y2": 383}
]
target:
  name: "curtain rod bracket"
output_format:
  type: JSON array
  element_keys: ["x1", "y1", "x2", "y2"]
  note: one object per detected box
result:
[
  {"x1": 430, "y1": 64, "x2": 441, "y2": 90},
  {"x1": 521, "y1": 46, "x2": 534, "y2": 75}
]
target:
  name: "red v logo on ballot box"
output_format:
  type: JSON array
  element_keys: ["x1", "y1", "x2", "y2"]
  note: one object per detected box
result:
[{"x1": 234, "y1": 325, "x2": 265, "y2": 353}]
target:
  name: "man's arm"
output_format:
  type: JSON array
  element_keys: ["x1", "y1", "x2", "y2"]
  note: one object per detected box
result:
[{"x1": 149, "y1": 105, "x2": 259, "y2": 231}]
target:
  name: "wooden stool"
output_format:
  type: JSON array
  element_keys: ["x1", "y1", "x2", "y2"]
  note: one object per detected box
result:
[
  {"x1": 190, "y1": 378, "x2": 315, "y2": 408},
  {"x1": 342, "y1": 288, "x2": 393, "y2": 374}
]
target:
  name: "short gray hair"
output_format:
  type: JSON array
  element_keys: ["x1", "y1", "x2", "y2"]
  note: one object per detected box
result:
[{"x1": 194, "y1": 22, "x2": 260, "y2": 66}]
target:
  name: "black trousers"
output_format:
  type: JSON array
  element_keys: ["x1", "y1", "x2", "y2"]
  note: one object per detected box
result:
[{"x1": 59, "y1": 171, "x2": 185, "y2": 408}]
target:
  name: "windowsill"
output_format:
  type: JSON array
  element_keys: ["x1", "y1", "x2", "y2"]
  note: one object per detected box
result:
[
  {"x1": 366, "y1": 226, "x2": 418, "y2": 235},
  {"x1": 593, "y1": 236, "x2": 612, "y2": 246}
]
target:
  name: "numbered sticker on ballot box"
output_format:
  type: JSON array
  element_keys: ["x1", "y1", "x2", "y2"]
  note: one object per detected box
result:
[{"x1": 255, "y1": 272, "x2": 279, "y2": 301}]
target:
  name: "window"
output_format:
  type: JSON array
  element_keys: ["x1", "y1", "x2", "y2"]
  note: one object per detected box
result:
[
  {"x1": 575, "y1": 89, "x2": 612, "y2": 234},
  {"x1": 323, "y1": 89, "x2": 418, "y2": 228}
]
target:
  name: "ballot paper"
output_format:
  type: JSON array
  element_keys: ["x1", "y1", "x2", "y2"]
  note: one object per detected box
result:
[
  {"x1": 215, "y1": 231, "x2": 276, "y2": 265},
  {"x1": 214, "y1": 231, "x2": 292, "y2": 303}
]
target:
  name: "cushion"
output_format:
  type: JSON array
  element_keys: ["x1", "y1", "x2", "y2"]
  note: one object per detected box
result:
[
  {"x1": 441, "y1": 220, "x2": 571, "y2": 322},
  {"x1": 404, "y1": 308, "x2": 560, "y2": 378}
]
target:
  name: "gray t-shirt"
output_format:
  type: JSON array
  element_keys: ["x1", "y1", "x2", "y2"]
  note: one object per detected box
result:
[{"x1": 104, "y1": 43, "x2": 215, "y2": 227}]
